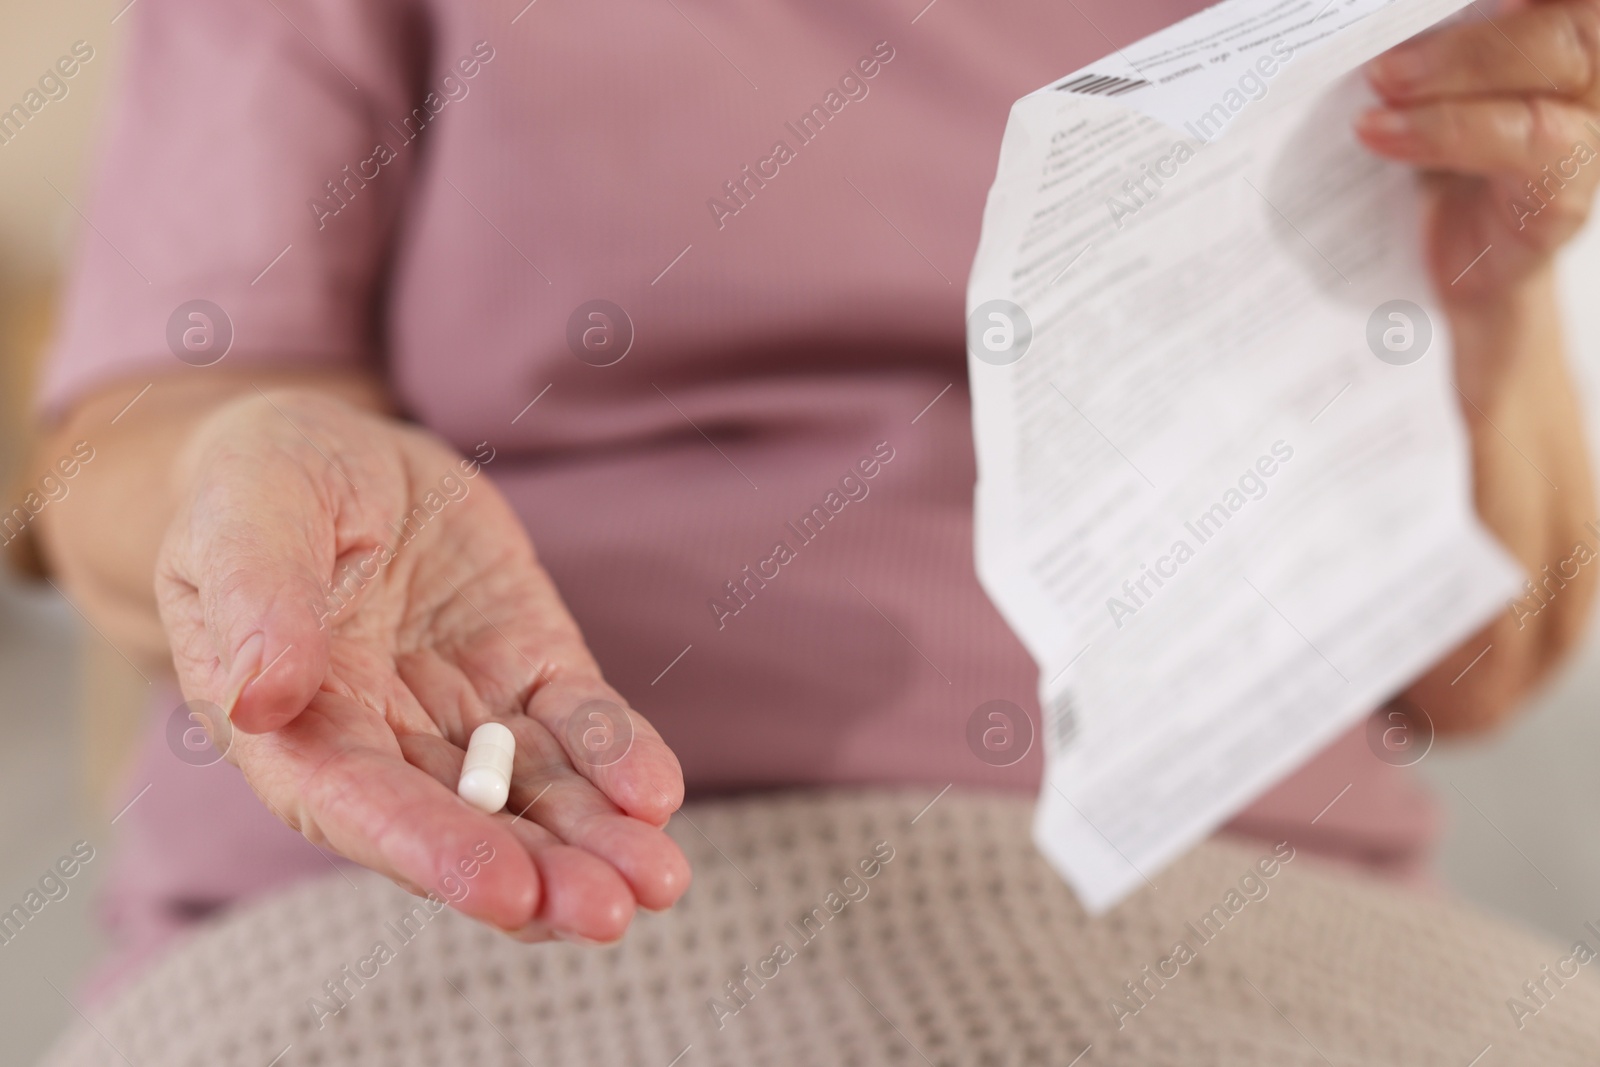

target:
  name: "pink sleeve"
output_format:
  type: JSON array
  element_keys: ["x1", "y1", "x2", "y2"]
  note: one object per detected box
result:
[{"x1": 38, "y1": 0, "x2": 425, "y2": 416}]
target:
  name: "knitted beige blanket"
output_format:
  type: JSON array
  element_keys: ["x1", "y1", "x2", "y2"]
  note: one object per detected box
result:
[{"x1": 37, "y1": 790, "x2": 1600, "y2": 1066}]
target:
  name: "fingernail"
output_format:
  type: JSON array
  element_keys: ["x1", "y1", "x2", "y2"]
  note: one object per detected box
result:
[
  {"x1": 221, "y1": 633, "x2": 266, "y2": 720},
  {"x1": 1369, "y1": 46, "x2": 1430, "y2": 91},
  {"x1": 1357, "y1": 107, "x2": 1412, "y2": 139}
]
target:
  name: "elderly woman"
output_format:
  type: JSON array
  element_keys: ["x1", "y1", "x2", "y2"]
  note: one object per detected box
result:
[{"x1": 25, "y1": 0, "x2": 1600, "y2": 986}]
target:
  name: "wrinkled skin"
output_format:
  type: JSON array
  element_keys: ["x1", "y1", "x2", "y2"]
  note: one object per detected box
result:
[{"x1": 157, "y1": 391, "x2": 689, "y2": 942}]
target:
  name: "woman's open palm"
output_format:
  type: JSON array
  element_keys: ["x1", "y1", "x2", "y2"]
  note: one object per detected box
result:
[{"x1": 155, "y1": 390, "x2": 689, "y2": 942}]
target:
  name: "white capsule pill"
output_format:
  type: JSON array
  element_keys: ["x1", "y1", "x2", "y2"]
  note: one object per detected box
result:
[{"x1": 457, "y1": 721, "x2": 515, "y2": 814}]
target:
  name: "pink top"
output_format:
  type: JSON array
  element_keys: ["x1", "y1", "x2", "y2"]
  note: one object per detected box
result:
[{"x1": 44, "y1": 0, "x2": 1437, "y2": 996}]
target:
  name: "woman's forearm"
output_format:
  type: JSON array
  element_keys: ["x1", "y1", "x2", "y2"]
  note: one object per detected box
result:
[
  {"x1": 25, "y1": 367, "x2": 391, "y2": 666},
  {"x1": 1405, "y1": 268, "x2": 1598, "y2": 733}
]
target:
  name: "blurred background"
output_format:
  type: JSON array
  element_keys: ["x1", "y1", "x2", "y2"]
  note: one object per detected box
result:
[
  {"x1": 3, "y1": 2, "x2": 139, "y2": 1061},
  {"x1": 5, "y1": 1, "x2": 1600, "y2": 1062}
]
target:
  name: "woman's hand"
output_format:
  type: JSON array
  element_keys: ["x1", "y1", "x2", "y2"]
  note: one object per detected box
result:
[
  {"x1": 156, "y1": 388, "x2": 689, "y2": 942},
  {"x1": 1356, "y1": 1, "x2": 1600, "y2": 731},
  {"x1": 1358, "y1": 0, "x2": 1600, "y2": 301}
]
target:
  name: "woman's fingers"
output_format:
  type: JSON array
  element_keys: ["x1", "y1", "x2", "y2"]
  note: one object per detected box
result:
[
  {"x1": 250, "y1": 698, "x2": 541, "y2": 931},
  {"x1": 1368, "y1": 3, "x2": 1600, "y2": 103},
  {"x1": 499, "y1": 714, "x2": 693, "y2": 911},
  {"x1": 393, "y1": 641, "x2": 685, "y2": 829},
  {"x1": 502, "y1": 816, "x2": 637, "y2": 943},
  {"x1": 1355, "y1": 3, "x2": 1600, "y2": 271},
  {"x1": 523, "y1": 676, "x2": 687, "y2": 827},
  {"x1": 1357, "y1": 94, "x2": 1600, "y2": 240},
  {"x1": 1357, "y1": 94, "x2": 1599, "y2": 174},
  {"x1": 398, "y1": 725, "x2": 674, "y2": 933},
  {"x1": 412, "y1": 703, "x2": 692, "y2": 912},
  {"x1": 407, "y1": 539, "x2": 688, "y2": 828}
]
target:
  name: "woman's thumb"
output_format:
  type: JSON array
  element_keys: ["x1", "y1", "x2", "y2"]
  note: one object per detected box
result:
[
  {"x1": 191, "y1": 468, "x2": 337, "y2": 735},
  {"x1": 214, "y1": 575, "x2": 331, "y2": 734}
]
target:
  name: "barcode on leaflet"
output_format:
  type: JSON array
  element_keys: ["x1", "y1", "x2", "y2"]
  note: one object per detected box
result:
[
  {"x1": 1055, "y1": 72, "x2": 1151, "y2": 97},
  {"x1": 1045, "y1": 689, "x2": 1079, "y2": 758}
]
